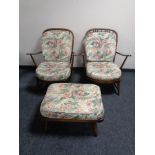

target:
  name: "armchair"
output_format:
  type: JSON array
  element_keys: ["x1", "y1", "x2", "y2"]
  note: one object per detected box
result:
[
  {"x1": 83, "y1": 28, "x2": 131, "y2": 95},
  {"x1": 27, "y1": 28, "x2": 75, "y2": 85}
]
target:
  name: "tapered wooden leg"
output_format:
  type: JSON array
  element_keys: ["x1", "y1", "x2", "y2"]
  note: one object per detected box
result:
[
  {"x1": 36, "y1": 78, "x2": 39, "y2": 87},
  {"x1": 91, "y1": 123, "x2": 97, "y2": 137},
  {"x1": 114, "y1": 81, "x2": 120, "y2": 95},
  {"x1": 44, "y1": 120, "x2": 48, "y2": 132}
]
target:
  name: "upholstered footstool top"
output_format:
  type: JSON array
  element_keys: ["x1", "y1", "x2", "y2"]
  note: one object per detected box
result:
[{"x1": 40, "y1": 83, "x2": 104, "y2": 121}]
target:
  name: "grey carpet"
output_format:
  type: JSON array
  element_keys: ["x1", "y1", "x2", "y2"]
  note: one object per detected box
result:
[{"x1": 19, "y1": 67, "x2": 135, "y2": 155}]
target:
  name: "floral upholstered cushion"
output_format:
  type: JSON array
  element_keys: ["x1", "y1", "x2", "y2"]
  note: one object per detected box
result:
[
  {"x1": 36, "y1": 61, "x2": 71, "y2": 81},
  {"x1": 84, "y1": 30, "x2": 117, "y2": 62},
  {"x1": 86, "y1": 62, "x2": 121, "y2": 80},
  {"x1": 42, "y1": 30, "x2": 73, "y2": 62},
  {"x1": 40, "y1": 83, "x2": 104, "y2": 120}
]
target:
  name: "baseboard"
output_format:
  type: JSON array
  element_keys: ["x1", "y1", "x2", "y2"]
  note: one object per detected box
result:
[{"x1": 19, "y1": 65, "x2": 135, "y2": 72}]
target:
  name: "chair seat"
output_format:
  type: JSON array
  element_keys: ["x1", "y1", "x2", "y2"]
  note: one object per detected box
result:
[
  {"x1": 86, "y1": 62, "x2": 121, "y2": 81},
  {"x1": 40, "y1": 83, "x2": 104, "y2": 120},
  {"x1": 36, "y1": 61, "x2": 71, "y2": 81}
]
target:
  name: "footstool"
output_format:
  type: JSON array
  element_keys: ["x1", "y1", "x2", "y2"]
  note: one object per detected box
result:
[{"x1": 40, "y1": 83, "x2": 104, "y2": 136}]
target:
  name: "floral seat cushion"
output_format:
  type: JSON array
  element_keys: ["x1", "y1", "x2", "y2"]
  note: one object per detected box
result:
[
  {"x1": 86, "y1": 62, "x2": 121, "y2": 81},
  {"x1": 40, "y1": 83, "x2": 104, "y2": 120},
  {"x1": 36, "y1": 61, "x2": 71, "y2": 81}
]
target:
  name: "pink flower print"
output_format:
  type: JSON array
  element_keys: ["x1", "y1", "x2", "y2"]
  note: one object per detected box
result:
[
  {"x1": 53, "y1": 51, "x2": 59, "y2": 59},
  {"x1": 104, "y1": 39, "x2": 107, "y2": 44},
  {"x1": 95, "y1": 64, "x2": 100, "y2": 68},
  {"x1": 86, "y1": 101, "x2": 92, "y2": 107},
  {"x1": 64, "y1": 51, "x2": 68, "y2": 56},
  {"x1": 59, "y1": 83, "x2": 64, "y2": 88},
  {"x1": 75, "y1": 108, "x2": 83, "y2": 113},
  {"x1": 77, "y1": 90, "x2": 85, "y2": 96},
  {"x1": 57, "y1": 39, "x2": 63, "y2": 46},
  {"x1": 93, "y1": 42, "x2": 100, "y2": 48},
  {"x1": 63, "y1": 93, "x2": 71, "y2": 98},
  {"x1": 49, "y1": 40, "x2": 55, "y2": 47},
  {"x1": 107, "y1": 50, "x2": 112, "y2": 55},
  {"x1": 95, "y1": 54, "x2": 102, "y2": 59}
]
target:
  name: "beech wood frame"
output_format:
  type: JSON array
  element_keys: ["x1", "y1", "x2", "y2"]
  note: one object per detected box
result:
[{"x1": 82, "y1": 28, "x2": 131, "y2": 95}]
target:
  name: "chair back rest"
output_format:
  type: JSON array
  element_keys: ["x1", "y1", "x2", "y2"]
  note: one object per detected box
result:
[
  {"x1": 84, "y1": 29, "x2": 117, "y2": 62},
  {"x1": 42, "y1": 28, "x2": 74, "y2": 62}
]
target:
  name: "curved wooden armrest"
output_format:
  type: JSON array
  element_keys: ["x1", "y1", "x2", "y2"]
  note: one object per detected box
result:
[
  {"x1": 114, "y1": 51, "x2": 132, "y2": 69},
  {"x1": 26, "y1": 51, "x2": 42, "y2": 55},
  {"x1": 26, "y1": 51, "x2": 42, "y2": 67},
  {"x1": 116, "y1": 52, "x2": 131, "y2": 57}
]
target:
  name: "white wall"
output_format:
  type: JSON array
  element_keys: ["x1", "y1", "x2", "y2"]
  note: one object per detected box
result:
[{"x1": 20, "y1": 0, "x2": 135, "y2": 69}]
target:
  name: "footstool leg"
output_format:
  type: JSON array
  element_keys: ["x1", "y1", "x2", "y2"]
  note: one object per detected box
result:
[
  {"x1": 91, "y1": 123, "x2": 98, "y2": 137},
  {"x1": 36, "y1": 78, "x2": 40, "y2": 87},
  {"x1": 114, "y1": 81, "x2": 120, "y2": 96},
  {"x1": 44, "y1": 120, "x2": 48, "y2": 132}
]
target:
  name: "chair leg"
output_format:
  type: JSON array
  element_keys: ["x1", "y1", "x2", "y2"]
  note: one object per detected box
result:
[
  {"x1": 36, "y1": 78, "x2": 40, "y2": 87},
  {"x1": 44, "y1": 120, "x2": 48, "y2": 132},
  {"x1": 114, "y1": 81, "x2": 120, "y2": 95},
  {"x1": 91, "y1": 122, "x2": 98, "y2": 137}
]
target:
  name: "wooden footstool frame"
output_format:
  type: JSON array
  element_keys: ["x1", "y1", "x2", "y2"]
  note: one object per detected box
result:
[
  {"x1": 41, "y1": 116, "x2": 104, "y2": 137},
  {"x1": 40, "y1": 83, "x2": 104, "y2": 137}
]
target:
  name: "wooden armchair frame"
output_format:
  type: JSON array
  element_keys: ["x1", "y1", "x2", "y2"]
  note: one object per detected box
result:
[
  {"x1": 82, "y1": 28, "x2": 131, "y2": 95},
  {"x1": 27, "y1": 28, "x2": 75, "y2": 84}
]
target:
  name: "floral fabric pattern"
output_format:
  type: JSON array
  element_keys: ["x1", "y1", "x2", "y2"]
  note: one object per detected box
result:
[
  {"x1": 42, "y1": 30, "x2": 73, "y2": 61},
  {"x1": 86, "y1": 62, "x2": 121, "y2": 80},
  {"x1": 36, "y1": 61, "x2": 71, "y2": 81},
  {"x1": 84, "y1": 30, "x2": 117, "y2": 62},
  {"x1": 40, "y1": 83, "x2": 104, "y2": 120}
]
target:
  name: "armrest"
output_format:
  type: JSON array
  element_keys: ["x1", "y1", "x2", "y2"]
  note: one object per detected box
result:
[
  {"x1": 26, "y1": 51, "x2": 42, "y2": 55},
  {"x1": 113, "y1": 51, "x2": 132, "y2": 69},
  {"x1": 26, "y1": 51, "x2": 42, "y2": 67},
  {"x1": 116, "y1": 52, "x2": 131, "y2": 57}
]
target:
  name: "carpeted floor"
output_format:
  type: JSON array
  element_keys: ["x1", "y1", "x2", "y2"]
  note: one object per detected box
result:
[{"x1": 19, "y1": 67, "x2": 135, "y2": 155}]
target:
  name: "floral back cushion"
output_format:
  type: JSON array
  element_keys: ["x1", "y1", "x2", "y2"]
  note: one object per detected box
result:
[
  {"x1": 42, "y1": 30, "x2": 73, "y2": 61},
  {"x1": 84, "y1": 30, "x2": 117, "y2": 62}
]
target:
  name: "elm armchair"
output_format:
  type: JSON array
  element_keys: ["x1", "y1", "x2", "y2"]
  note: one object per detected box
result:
[
  {"x1": 82, "y1": 28, "x2": 131, "y2": 95},
  {"x1": 27, "y1": 28, "x2": 75, "y2": 85}
]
